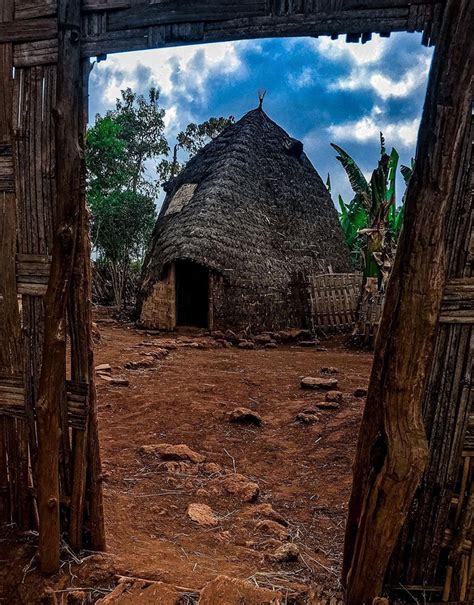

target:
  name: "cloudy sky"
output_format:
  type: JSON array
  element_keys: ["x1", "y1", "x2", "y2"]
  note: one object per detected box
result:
[{"x1": 89, "y1": 33, "x2": 433, "y2": 208}]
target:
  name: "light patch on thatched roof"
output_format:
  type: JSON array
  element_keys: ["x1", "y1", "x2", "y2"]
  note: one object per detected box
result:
[
  {"x1": 165, "y1": 183, "x2": 197, "y2": 216},
  {"x1": 140, "y1": 108, "x2": 351, "y2": 298}
]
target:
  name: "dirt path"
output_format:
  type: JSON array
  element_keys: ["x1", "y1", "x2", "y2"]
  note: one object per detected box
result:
[
  {"x1": 0, "y1": 318, "x2": 373, "y2": 603},
  {"x1": 93, "y1": 320, "x2": 372, "y2": 597}
]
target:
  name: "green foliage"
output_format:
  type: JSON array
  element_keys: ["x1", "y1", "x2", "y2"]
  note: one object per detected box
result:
[
  {"x1": 157, "y1": 115, "x2": 234, "y2": 185},
  {"x1": 333, "y1": 134, "x2": 411, "y2": 285},
  {"x1": 86, "y1": 87, "x2": 234, "y2": 307},
  {"x1": 86, "y1": 88, "x2": 168, "y2": 307},
  {"x1": 176, "y1": 116, "x2": 235, "y2": 156}
]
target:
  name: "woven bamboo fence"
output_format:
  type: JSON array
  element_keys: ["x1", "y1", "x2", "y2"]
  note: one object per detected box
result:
[{"x1": 309, "y1": 272, "x2": 362, "y2": 333}]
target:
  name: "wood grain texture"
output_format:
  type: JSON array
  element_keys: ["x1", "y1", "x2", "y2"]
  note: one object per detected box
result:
[
  {"x1": 35, "y1": 0, "x2": 82, "y2": 574},
  {"x1": 343, "y1": 1, "x2": 473, "y2": 602}
]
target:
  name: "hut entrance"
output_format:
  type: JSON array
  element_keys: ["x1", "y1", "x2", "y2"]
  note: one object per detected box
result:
[{"x1": 175, "y1": 261, "x2": 209, "y2": 328}]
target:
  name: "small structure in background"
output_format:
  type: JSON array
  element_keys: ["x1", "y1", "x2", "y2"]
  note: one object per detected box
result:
[{"x1": 138, "y1": 106, "x2": 351, "y2": 332}]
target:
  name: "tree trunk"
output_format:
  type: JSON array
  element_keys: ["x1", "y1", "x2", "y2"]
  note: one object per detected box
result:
[{"x1": 343, "y1": 1, "x2": 473, "y2": 602}]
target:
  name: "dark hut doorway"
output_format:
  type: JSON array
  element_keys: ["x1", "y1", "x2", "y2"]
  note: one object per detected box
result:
[{"x1": 175, "y1": 260, "x2": 209, "y2": 328}]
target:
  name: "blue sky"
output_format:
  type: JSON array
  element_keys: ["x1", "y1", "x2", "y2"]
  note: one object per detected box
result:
[{"x1": 89, "y1": 33, "x2": 433, "y2": 208}]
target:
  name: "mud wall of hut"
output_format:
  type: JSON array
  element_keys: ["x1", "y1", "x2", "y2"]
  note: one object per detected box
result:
[
  {"x1": 140, "y1": 265, "x2": 176, "y2": 329},
  {"x1": 210, "y1": 272, "x2": 311, "y2": 333}
]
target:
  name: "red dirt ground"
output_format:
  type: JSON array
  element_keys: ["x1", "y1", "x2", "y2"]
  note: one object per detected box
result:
[{"x1": 0, "y1": 314, "x2": 373, "y2": 604}]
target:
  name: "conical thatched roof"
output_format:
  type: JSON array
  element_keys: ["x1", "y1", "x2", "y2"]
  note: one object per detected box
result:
[{"x1": 140, "y1": 107, "x2": 351, "y2": 302}]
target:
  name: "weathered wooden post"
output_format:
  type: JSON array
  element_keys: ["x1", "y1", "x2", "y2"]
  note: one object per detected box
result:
[
  {"x1": 343, "y1": 1, "x2": 473, "y2": 602},
  {"x1": 35, "y1": 0, "x2": 83, "y2": 573}
]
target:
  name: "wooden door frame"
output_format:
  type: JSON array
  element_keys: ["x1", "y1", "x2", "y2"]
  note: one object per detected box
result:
[{"x1": 0, "y1": 1, "x2": 472, "y2": 603}]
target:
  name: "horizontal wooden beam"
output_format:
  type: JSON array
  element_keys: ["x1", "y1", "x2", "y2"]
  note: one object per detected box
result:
[
  {"x1": 16, "y1": 254, "x2": 52, "y2": 296},
  {"x1": 439, "y1": 277, "x2": 474, "y2": 324},
  {"x1": 0, "y1": 18, "x2": 57, "y2": 43},
  {"x1": 81, "y1": 6, "x2": 428, "y2": 57},
  {"x1": 0, "y1": 376, "x2": 88, "y2": 429}
]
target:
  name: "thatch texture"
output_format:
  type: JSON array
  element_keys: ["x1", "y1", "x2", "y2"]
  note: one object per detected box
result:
[{"x1": 138, "y1": 107, "x2": 351, "y2": 330}]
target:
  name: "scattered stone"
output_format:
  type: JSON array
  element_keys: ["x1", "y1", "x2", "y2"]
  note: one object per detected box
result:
[
  {"x1": 301, "y1": 376, "x2": 338, "y2": 390},
  {"x1": 211, "y1": 330, "x2": 225, "y2": 340},
  {"x1": 256, "y1": 519, "x2": 290, "y2": 540},
  {"x1": 96, "y1": 579, "x2": 182, "y2": 605},
  {"x1": 201, "y1": 462, "x2": 222, "y2": 475},
  {"x1": 354, "y1": 387, "x2": 368, "y2": 397},
  {"x1": 315, "y1": 401, "x2": 340, "y2": 410},
  {"x1": 228, "y1": 407, "x2": 262, "y2": 426},
  {"x1": 264, "y1": 342, "x2": 278, "y2": 349},
  {"x1": 243, "y1": 503, "x2": 288, "y2": 527},
  {"x1": 296, "y1": 411, "x2": 319, "y2": 424},
  {"x1": 95, "y1": 363, "x2": 112, "y2": 373},
  {"x1": 219, "y1": 473, "x2": 259, "y2": 502},
  {"x1": 320, "y1": 366, "x2": 338, "y2": 375},
  {"x1": 267, "y1": 542, "x2": 300, "y2": 563},
  {"x1": 224, "y1": 330, "x2": 240, "y2": 344},
  {"x1": 98, "y1": 375, "x2": 129, "y2": 386},
  {"x1": 238, "y1": 340, "x2": 255, "y2": 350},
  {"x1": 139, "y1": 443, "x2": 206, "y2": 464},
  {"x1": 254, "y1": 333, "x2": 272, "y2": 345},
  {"x1": 298, "y1": 340, "x2": 318, "y2": 347},
  {"x1": 325, "y1": 390, "x2": 343, "y2": 403},
  {"x1": 124, "y1": 358, "x2": 155, "y2": 370},
  {"x1": 187, "y1": 503, "x2": 219, "y2": 527},
  {"x1": 199, "y1": 575, "x2": 281, "y2": 605},
  {"x1": 141, "y1": 347, "x2": 169, "y2": 360}
]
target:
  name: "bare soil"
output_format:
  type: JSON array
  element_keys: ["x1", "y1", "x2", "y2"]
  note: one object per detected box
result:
[{"x1": 0, "y1": 312, "x2": 373, "y2": 604}]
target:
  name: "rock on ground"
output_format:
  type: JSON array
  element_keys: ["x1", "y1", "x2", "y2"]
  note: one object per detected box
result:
[
  {"x1": 199, "y1": 575, "x2": 281, "y2": 605},
  {"x1": 256, "y1": 519, "x2": 290, "y2": 540},
  {"x1": 267, "y1": 542, "x2": 300, "y2": 563},
  {"x1": 296, "y1": 411, "x2": 319, "y2": 424},
  {"x1": 325, "y1": 391, "x2": 343, "y2": 403},
  {"x1": 187, "y1": 503, "x2": 219, "y2": 527},
  {"x1": 301, "y1": 377, "x2": 338, "y2": 390},
  {"x1": 228, "y1": 407, "x2": 262, "y2": 426},
  {"x1": 218, "y1": 473, "x2": 259, "y2": 502},
  {"x1": 320, "y1": 366, "x2": 338, "y2": 375},
  {"x1": 139, "y1": 443, "x2": 206, "y2": 464},
  {"x1": 96, "y1": 579, "x2": 182, "y2": 604},
  {"x1": 315, "y1": 401, "x2": 340, "y2": 410},
  {"x1": 353, "y1": 387, "x2": 368, "y2": 397},
  {"x1": 238, "y1": 340, "x2": 255, "y2": 350},
  {"x1": 242, "y1": 503, "x2": 288, "y2": 526},
  {"x1": 124, "y1": 358, "x2": 155, "y2": 370}
]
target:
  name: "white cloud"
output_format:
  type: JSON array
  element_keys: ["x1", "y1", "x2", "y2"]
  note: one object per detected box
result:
[
  {"x1": 329, "y1": 55, "x2": 431, "y2": 100},
  {"x1": 326, "y1": 112, "x2": 420, "y2": 148},
  {"x1": 288, "y1": 66, "x2": 315, "y2": 89},
  {"x1": 312, "y1": 35, "x2": 388, "y2": 65},
  {"x1": 94, "y1": 41, "x2": 246, "y2": 110}
]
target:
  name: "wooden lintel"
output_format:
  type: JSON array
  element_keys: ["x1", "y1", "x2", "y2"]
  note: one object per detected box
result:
[{"x1": 0, "y1": 18, "x2": 57, "y2": 43}]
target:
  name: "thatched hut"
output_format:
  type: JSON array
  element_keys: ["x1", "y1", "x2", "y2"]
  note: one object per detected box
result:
[{"x1": 138, "y1": 107, "x2": 351, "y2": 332}]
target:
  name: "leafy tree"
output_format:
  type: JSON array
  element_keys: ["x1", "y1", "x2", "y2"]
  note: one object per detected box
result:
[
  {"x1": 157, "y1": 115, "x2": 234, "y2": 185},
  {"x1": 332, "y1": 135, "x2": 409, "y2": 288},
  {"x1": 86, "y1": 88, "x2": 169, "y2": 308}
]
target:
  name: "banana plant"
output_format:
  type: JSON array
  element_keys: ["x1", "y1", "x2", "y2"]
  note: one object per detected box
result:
[{"x1": 331, "y1": 134, "x2": 410, "y2": 288}]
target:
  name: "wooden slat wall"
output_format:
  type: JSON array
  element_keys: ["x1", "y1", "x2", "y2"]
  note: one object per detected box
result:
[
  {"x1": 386, "y1": 100, "x2": 473, "y2": 603},
  {"x1": 0, "y1": 0, "x2": 105, "y2": 571},
  {"x1": 309, "y1": 272, "x2": 361, "y2": 332},
  {"x1": 2, "y1": 0, "x2": 472, "y2": 597}
]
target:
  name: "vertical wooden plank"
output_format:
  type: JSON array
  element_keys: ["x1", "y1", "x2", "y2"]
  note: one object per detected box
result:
[
  {"x1": 36, "y1": 0, "x2": 82, "y2": 573},
  {"x1": 68, "y1": 58, "x2": 105, "y2": 551},
  {"x1": 343, "y1": 2, "x2": 473, "y2": 603}
]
